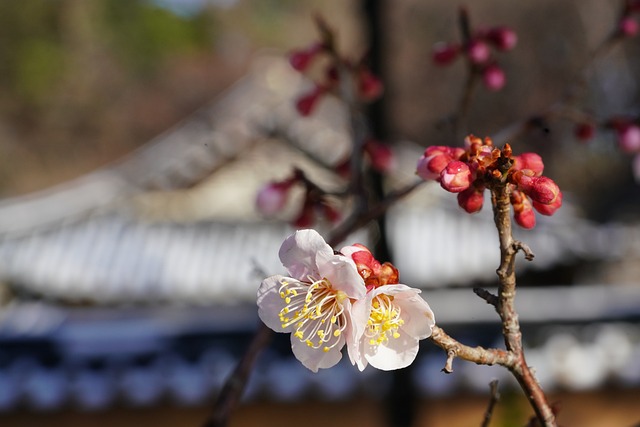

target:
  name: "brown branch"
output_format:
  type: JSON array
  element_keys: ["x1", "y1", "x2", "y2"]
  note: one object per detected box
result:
[
  {"x1": 429, "y1": 326, "x2": 515, "y2": 373},
  {"x1": 481, "y1": 380, "x2": 501, "y2": 427},
  {"x1": 491, "y1": 183, "x2": 556, "y2": 427},
  {"x1": 473, "y1": 287, "x2": 499, "y2": 307},
  {"x1": 202, "y1": 322, "x2": 273, "y2": 427}
]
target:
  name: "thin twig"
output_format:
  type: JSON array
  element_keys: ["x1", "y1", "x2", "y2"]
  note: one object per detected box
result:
[
  {"x1": 480, "y1": 380, "x2": 501, "y2": 427},
  {"x1": 473, "y1": 287, "x2": 499, "y2": 307}
]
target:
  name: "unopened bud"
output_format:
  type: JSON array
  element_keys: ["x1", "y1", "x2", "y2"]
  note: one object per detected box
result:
[
  {"x1": 616, "y1": 124, "x2": 640, "y2": 153},
  {"x1": 513, "y1": 153, "x2": 544, "y2": 176},
  {"x1": 292, "y1": 199, "x2": 315, "y2": 228},
  {"x1": 440, "y1": 161, "x2": 472, "y2": 193},
  {"x1": 533, "y1": 190, "x2": 562, "y2": 216},
  {"x1": 364, "y1": 139, "x2": 395, "y2": 173},
  {"x1": 511, "y1": 190, "x2": 536, "y2": 229},
  {"x1": 619, "y1": 16, "x2": 639, "y2": 37},
  {"x1": 574, "y1": 122, "x2": 595, "y2": 142},
  {"x1": 466, "y1": 39, "x2": 491, "y2": 64},
  {"x1": 457, "y1": 187, "x2": 485, "y2": 213},
  {"x1": 517, "y1": 175, "x2": 560, "y2": 205},
  {"x1": 358, "y1": 69, "x2": 383, "y2": 101},
  {"x1": 432, "y1": 42, "x2": 460, "y2": 66},
  {"x1": 256, "y1": 180, "x2": 294, "y2": 216},
  {"x1": 417, "y1": 146, "x2": 454, "y2": 180},
  {"x1": 295, "y1": 85, "x2": 325, "y2": 117},
  {"x1": 486, "y1": 26, "x2": 518, "y2": 51},
  {"x1": 289, "y1": 43, "x2": 323, "y2": 72},
  {"x1": 482, "y1": 65, "x2": 506, "y2": 91}
]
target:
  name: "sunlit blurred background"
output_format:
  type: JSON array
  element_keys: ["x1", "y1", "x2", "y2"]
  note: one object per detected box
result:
[{"x1": 1, "y1": 1, "x2": 640, "y2": 426}]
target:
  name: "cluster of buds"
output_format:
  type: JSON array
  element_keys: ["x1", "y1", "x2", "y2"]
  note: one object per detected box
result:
[
  {"x1": 617, "y1": 0, "x2": 640, "y2": 37},
  {"x1": 256, "y1": 169, "x2": 341, "y2": 227},
  {"x1": 416, "y1": 135, "x2": 562, "y2": 229},
  {"x1": 432, "y1": 9, "x2": 517, "y2": 91},
  {"x1": 289, "y1": 19, "x2": 383, "y2": 117}
]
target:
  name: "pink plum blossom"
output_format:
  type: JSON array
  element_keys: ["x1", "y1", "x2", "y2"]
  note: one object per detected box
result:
[{"x1": 257, "y1": 229, "x2": 366, "y2": 372}]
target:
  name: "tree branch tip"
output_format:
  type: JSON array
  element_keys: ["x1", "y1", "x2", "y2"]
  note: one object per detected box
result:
[
  {"x1": 473, "y1": 287, "x2": 499, "y2": 306},
  {"x1": 514, "y1": 240, "x2": 535, "y2": 261},
  {"x1": 442, "y1": 349, "x2": 456, "y2": 374}
]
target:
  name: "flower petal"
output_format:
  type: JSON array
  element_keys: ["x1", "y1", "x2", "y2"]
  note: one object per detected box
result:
[
  {"x1": 291, "y1": 334, "x2": 345, "y2": 372},
  {"x1": 345, "y1": 298, "x2": 368, "y2": 371},
  {"x1": 362, "y1": 328, "x2": 419, "y2": 371},
  {"x1": 394, "y1": 290, "x2": 436, "y2": 340},
  {"x1": 257, "y1": 275, "x2": 288, "y2": 333},
  {"x1": 279, "y1": 229, "x2": 333, "y2": 280},
  {"x1": 316, "y1": 252, "x2": 366, "y2": 300}
]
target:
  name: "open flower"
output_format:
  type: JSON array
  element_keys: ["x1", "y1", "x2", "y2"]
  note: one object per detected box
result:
[
  {"x1": 340, "y1": 244, "x2": 435, "y2": 371},
  {"x1": 257, "y1": 229, "x2": 366, "y2": 372},
  {"x1": 352, "y1": 284, "x2": 435, "y2": 371}
]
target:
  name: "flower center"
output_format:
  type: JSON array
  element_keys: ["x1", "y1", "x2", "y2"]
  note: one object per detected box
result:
[
  {"x1": 278, "y1": 277, "x2": 347, "y2": 353},
  {"x1": 365, "y1": 294, "x2": 404, "y2": 347}
]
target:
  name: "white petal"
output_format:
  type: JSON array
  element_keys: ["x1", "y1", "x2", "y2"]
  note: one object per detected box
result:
[
  {"x1": 363, "y1": 328, "x2": 419, "y2": 371},
  {"x1": 291, "y1": 335, "x2": 345, "y2": 372},
  {"x1": 316, "y1": 253, "x2": 366, "y2": 300},
  {"x1": 279, "y1": 229, "x2": 333, "y2": 280},
  {"x1": 257, "y1": 275, "x2": 288, "y2": 333},
  {"x1": 345, "y1": 299, "x2": 368, "y2": 370},
  {"x1": 395, "y1": 291, "x2": 436, "y2": 340}
]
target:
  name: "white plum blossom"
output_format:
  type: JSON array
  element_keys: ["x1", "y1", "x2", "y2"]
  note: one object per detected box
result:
[
  {"x1": 257, "y1": 229, "x2": 436, "y2": 372},
  {"x1": 257, "y1": 229, "x2": 366, "y2": 372},
  {"x1": 352, "y1": 284, "x2": 435, "y2": 371}
]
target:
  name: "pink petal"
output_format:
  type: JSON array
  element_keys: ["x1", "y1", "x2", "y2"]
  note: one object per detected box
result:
[
  {"x1": 362, "y1": 328, "x2": 420, "y2": 371},
  {"x1": 279, "y1": 229, "x2": 333, "y2": 280},
  {"x1": 316, "y1": 252, "x2": 366, "y2": 300},
  {"x1": 291, "y1": 334, "x2": 344, "y2": 372},
  {"x1": 257, "y1": 275, "x2": 289, "y2": 333}
]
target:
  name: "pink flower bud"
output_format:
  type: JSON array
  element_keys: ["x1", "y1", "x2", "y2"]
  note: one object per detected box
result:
[
  {"x1": 416, "y1": 146, "x2": 453, "y2": 180},
  {"x1": 440, "y1": 160, "x2": 472, "y2": 193},
  {"x1": 574, "y1": 122, "x2": 595, "y2": 142},
  {"x1": 514, "y1": 201, "x2": 536, "y2": 229},
  {"x1": 457, "y1": 187, "x2": 485, "y2": 213},
  {"x1": 619, "y1": 16, "x2": 639, "y2": 37},
  {"x1": 432, "y1": 42, "x2": 460, "y2": 66},
  {"x1": 364, "y1": 139, "x2": 395, "y2": 173},
  {"x1": 321, "y1": 201, "x2": 341, "y2": 223},
  {"x1": 289, "y1": 43, "x2": 323, "y2": 71},
  {"x1": 513, "y1": 153, "x2": 544, "y2": 176},
  {"x1": 486, "y1": 26, "x2": 518, "y2": 51},
  {"x1": 533, "y1": 190, "x2": 562, "y2": 216},
  {"x1": 616, "y1": 124, "x2": 640, "y2": 153},
  {"x1": 358, "y1": 69, "x2": 383, "y2": 101},
  {"x1": 295, "y1": 85, "x2": 325, "y2": 117},
  {"x1": 516, "y1": 175, "x2": 561, "y2": 205},
  {"x1": 256, "y1": 181, "x2": 294, "y2": 216},
  {"x1": 511, "y1": 190, "x2": 536, "y2": 229},
  {"x1": 482, "y1": 65, "x2": 506, "y2": 91},
  {"x1": 466, "y1": 39, "x2": 491, "y2": 64}
]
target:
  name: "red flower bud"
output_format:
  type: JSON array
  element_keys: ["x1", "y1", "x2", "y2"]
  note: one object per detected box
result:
[
  {"x1": 256, "y1": 180, "x2": 294, "y2": 216},
  {"x1": 482, "y1": 65, "x2": 506, "y2": 91},
  {"x1": 321, "y1": 201, "x2": 341, "y2": 223},
  {"x1": 432, "y1": 42, "x2": 460, "y2": 66},
  {"x1": 533, "y1": 190, "x2": 562, "y2": 216},
  {"x1": 486, "y1": 26, "x2": 518, "y2": 51},
  {"x1": 289, "y1": 43, "x2": 323, "y2": 72},
  {"x1": 457, "y1": 187, "x2": 485, "y2": 213},
  {"x1": 513, "y1": 152, "x2": 544, "y2": 176},
  {"x1": 511, "y1": 190, "x2": 536, "y2": 229},
  {"x1": 516, "y1": 175, "x2": 561, "y2": 205},
  {"x1": 574, "y1": 122, "x2": 595, "y2": 142},
  {"x1": 417, "y1": 146, "x2": 454, "y2": 180},
  {"x1": 440, "y1": 160, "x2": 472, "y2": 193},
  {"x1": 466, "y1": 39, "x2": 491, "y2": 64},
  {"x1": 358, "y1": 69, "x2": 383, "y2": 101},
  {"x1": 619, "y1": 16, "x2": 639, "y2": 37},
  {"x1": 616, "y1": 124, "x2": 640, "y2": 153},
  {"x1": 295, "y1": 85, "x2": 325, "y2": 117},
  {"x1": 364, "y1": 139, "x2": 395, "y2": 173}
]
